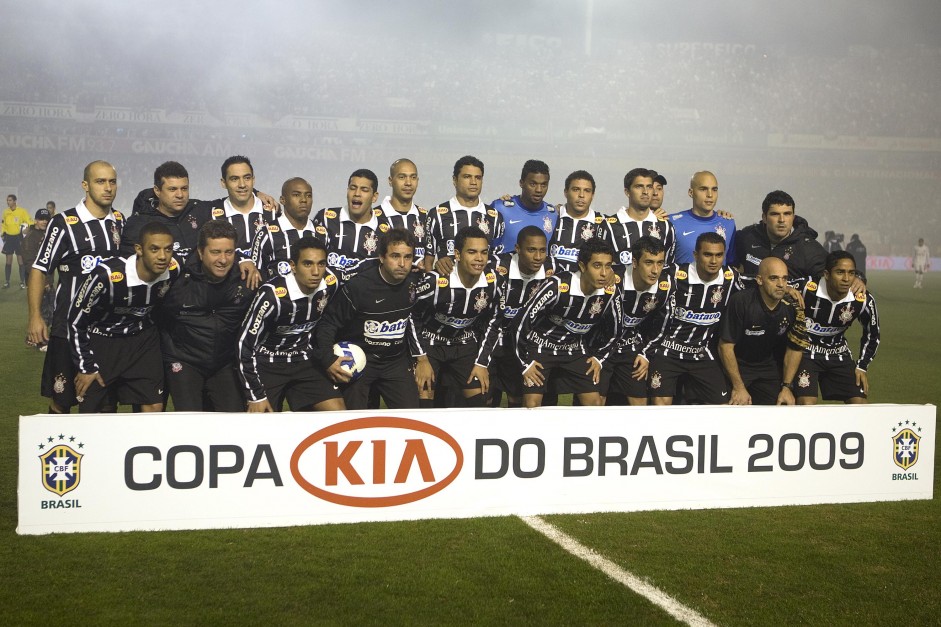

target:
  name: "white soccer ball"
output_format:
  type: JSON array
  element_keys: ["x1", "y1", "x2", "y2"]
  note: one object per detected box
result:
[{"x1": 333, "y1": 341, "x2": 367, "y2": 381}]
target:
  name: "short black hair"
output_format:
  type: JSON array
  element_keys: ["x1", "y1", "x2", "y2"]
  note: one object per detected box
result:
[
  {"x1": 695, "y1": 232, "x2": 726, "y2": 252},
  {"x1": 7, "y1": 194, "x2": 16, "y2": 201},
  {"x1": 761, "y1": 190, "x2": 796, "y2": 215},
  {"x1": 564, "y1": 170, "x2": 596, "y2": 191},
  {"x1": 577, "y1": 239, "x2": 615, "y2": 267},
  {"x1": 198, "y1": 220, "x2": 238, "y2": 250},
  {"x1": 290, "y1": 235, "x2": 328, "y2": 264},
  {"x1": 348, "y1": 169, "x2": 379, "y2": 193},
  {"x1": 650, "y1": 171, "x2": 667, "y2": 186},
  {"x1": 623, "y1": 167, "x2": 654, "y2": 190},
  {"x1": 154, "y1": 161, "x2": 189, "y2": 188},
  {"x1": 520, "y1": 159, "x2": 550, "y2": 180},
  {"x1": 221, "y1": 155, "x2": 253, "y2": 179},
  {"x1": 453, "y1": 155, "x2": 485, "y2": 178},
  {"x1": 378, "y1": 227, "x2": 418, "y2": 257},
  {"x1": 517, "y1": 225, "x2": 548, "y2": 246},
  {"x1": 825, "y1": 250, "x2": 856, "y2": 272},
  {"x1": 138, "y1": 221, "x2": 174, "y2": 244},
  {"x1": 631, "y1": 235, "x2": 666, "y2": 261},
  {"x1": 455, "y1": 226, "x2": 489, "y2": 253}
]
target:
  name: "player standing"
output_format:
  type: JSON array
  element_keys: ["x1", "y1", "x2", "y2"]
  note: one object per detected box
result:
[
  {"x1": 250, "y1": 177, "x2": 319, "y2": 280},
  {"x1": 491, "y1": 159, "x2": 557, "y2": 253},
  {"x1": 28, "y1": 161, "x2": 125, "y2": 413},
  {"x1": 313, "y1": 169, "x2": 391, "y2": 273},
  {"x1": 378, "y1": 158, "x2": 428, "y2": 265},
  {"x1": 550, "y1": 170, "x2": 607, "y2": 273},
  {"x1": 793, "y1": 252, "x2": 879, "y2": 404},
  {"x1": 424, "y1": 155, "x2": 504, "y2": 273},
  {"x1": 2, "y1": 194, "x2": 32, "y2": 288},
  {"x1": 604, "y1": 167, "x2": 675, "y2": 268},
  {"x1": 669, "y1": 171, "x2": 737, "y2": 265},
  {"x1": 913, "y1": 238, "x2": 930, "y2": 288},
  {"x1": 68, "y1": 223, "x2": 180, "y2": 413}
]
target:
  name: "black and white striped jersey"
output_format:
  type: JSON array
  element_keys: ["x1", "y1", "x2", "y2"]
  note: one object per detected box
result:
[
  {"x1": 312, "y1": 206, "x2": 391, "y2": 272},
  {"x1": 495, "y1": 253, "x2": 554, "y2": 324},
  {"x1": 208, "y1": 195, "x2": 266, "y2": 257},
  {"x1": 603, "y1": 208, "x2": 676, "y2": 267},
  {"x1": 648, "y1": 263, "x2": 743, "y2": 361},
  {"x1": 423, "y1": 197, "x2": 505, "y2": 261},
  {"x1": 68, "y1": 254, "x2": 181, "y2": 373},
  {"x1": 548, "y1": 204, "x2": 607, "y2": 272},
  {"x1": 237, "y1": 270, "x2": 339, "y2": 402},
  {"x1": 609, "y1": 266, "x2": 671, "y2": 358},
  {"x1": 249, "y1": 213, "x2": 318, "y2": 280},
  {"x1": 32, "y1": 200, "x2": 125, "y2": 339},
  {"x1": 378, "y1": 197, "x2": 428, "y2": 262},
  {"x1": 514, "y1": 270, "x2": 622, "y2": 369},
  {"x1": 796, "y1": 278, "x2": 880, "y2": 370},
  {"x1": 412, "y1": 267, "x2": 503, "y2": 367}
]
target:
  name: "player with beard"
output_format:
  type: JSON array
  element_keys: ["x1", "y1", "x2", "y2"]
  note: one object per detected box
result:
[
  {"x1": 68, "y1": 223, "x2": 180, "y2": 413},
  {"x1": 549, "y1": 171, "x2": 608, "y2": 273},
  {"x1": 158, "y1": 221, "x2": 254, "y2": 411},
  {"x1": 491, "y1": 159, "x2": 558, "y2": 253},
  {"x1": 28, "y1": 160, "x2": 125, "y2": 413},
  {"x1": 315, "y1": 228, "x2": 422, "y2": 409},
  {"x1": 250, "y1": 177, "x2": 319, "y2": 280},
  {"x1": 516, "y1": 239, "x2": 621, "y2": 408},
  {"x1": 491, "y1": 226, "x2": 554, "y2": 407},
  {"x1": 793, "y1": 251, "x2": 879, "y2": 404},
  {"x1": 378, "y1": 158, "x2": 427, "y2": 266},
  {"x1": 646, "y1": 232, "x2": 743, "y2": 405},
  {"x1": 238, "y1": 236, "x2": 343, "y2": 412},
  {"x1": 719, "y1": 257, "x2": 809, "y2": 405},
  {"x1": 313, "y1": 169, "x2": 391, "y2": 273},
  {"x1": 599, "y1": 236, "x2": 670, "y2": 406},
  {"x1": 605, "y1": 168, "x2": 675, "y2": 269},
  {"x1": 669, "y1": 171, "x2": 737, "y2": 265},
  {"x1": 424, "y1": 155, "x2": 505, "y2": 274},
  {"x1": 413, "y1": 226, "x2": 503, "y2": 408}
]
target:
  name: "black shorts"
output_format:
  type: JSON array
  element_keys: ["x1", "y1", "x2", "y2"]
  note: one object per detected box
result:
[
  {"x1": 2, "y1": 233, "x2": 22, "y2": 255},
  {"x1": 344, "y1": 354, "x2": 418, "y2": 410},
  {"x1": 524, "y1": 353, "x2": 600, "y2": 396},
  {"x1": 794, "y1": 357, "x2": 867, "y2": 401},
  {"x1": 425, "y1": 343, "x2": 483, "y2": 391},
  {"x1": 738, "y1": 360, "x2": 782, "y2": 405},
  {"x1": 647, "y1": 354, "x2": 730, "y2": 404},
  {"x1": 79, "y1": 326, "x2": 165, "y2": 412},
  {"x1": 258, "y1": 360, "x2": 341, "y2": 411},
  {"x1": 166, "y1": 360, "x2": 245, "y2": 411},
  {"x1": 41, "y1": 335, "x2": 79, "y2": 408},
  {"x1": 491, "y1": 345, "x2": 524, "y2": 399},
  {"x1": 599, "y1": 352, "x2": 648, "y2": 399}
]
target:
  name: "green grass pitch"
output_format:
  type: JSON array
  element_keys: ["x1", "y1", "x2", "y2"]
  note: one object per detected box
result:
[{"x1": 1, "y1": 270, "x2": 937, "y2": 625}]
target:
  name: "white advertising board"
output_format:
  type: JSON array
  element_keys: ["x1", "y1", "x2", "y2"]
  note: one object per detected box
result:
[{"x1": 18, "y1": 404, "x2": 934, "y2": 535}]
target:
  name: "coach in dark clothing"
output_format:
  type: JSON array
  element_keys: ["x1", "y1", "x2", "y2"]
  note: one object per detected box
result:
[
  {"x1": 734, "y1": 190, "x2": 828, "y2": 281},
  {"x1": 157, "y1": 221, "x2": 254, "y2": 411},
  {"x1": 846, "y1": 234, "x2": 867, "y2": 279}
]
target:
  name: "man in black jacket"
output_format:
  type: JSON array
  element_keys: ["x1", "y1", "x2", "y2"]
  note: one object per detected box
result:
[
  {"x1": 734, "y1": 190, "x2": 828, "y2": 281},
  {"x1": 157, "y1": 220, "x2": 254, "y2": 411}
]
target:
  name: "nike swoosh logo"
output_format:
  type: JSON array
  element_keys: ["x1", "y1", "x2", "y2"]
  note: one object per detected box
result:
[
  {"x1": 509, "y1": 220, "x2": 523, "y2": 224},
  {"x1": 376, "y1": 298, "x2": 386, "y2": 303},
  {"x1": 721, "y1": 391, "x2": 728, "y2": 397},
  {"x1": 683, "y1": 230, "x2": 695, "y2": 236},
  {"x1": 751, "y1": 244, "x2": 762, "y2": 248}
]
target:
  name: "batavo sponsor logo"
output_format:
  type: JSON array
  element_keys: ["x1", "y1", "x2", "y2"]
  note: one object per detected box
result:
[{"x1": 291, "y1": 417, "x2": 463, "y2": 507}]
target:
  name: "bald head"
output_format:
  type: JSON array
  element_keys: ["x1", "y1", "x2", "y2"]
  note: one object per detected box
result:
[
  {"x1": 756, "y1": 256, "x2": 789, "y2": 305},
  {"x1": 83, "y1": 160, "x2": 114, "y2": 183},
  {"x1": 688, "y1": 171, "x2": 718, "y2": 216},
  {"x1": 758, "y1": 256, "x2": 788, "y2": 278}
]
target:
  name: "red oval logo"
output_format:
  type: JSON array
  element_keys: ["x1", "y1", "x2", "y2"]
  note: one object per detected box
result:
[{"x1": 291, "y1": 417, "x2": 463, "y2": 507}]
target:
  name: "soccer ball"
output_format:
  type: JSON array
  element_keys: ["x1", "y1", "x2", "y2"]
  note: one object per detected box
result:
[{"x1": 333, "y1": 342, "x2": 367, "y2": 381}]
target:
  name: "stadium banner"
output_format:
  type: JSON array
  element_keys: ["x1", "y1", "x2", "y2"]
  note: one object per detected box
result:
[
  {"x1": 18, "y1": 404, "x2": 934, "y2": 535},
  {"x1": 867, "y1": 256, "x2": 941, "y2": 272}
]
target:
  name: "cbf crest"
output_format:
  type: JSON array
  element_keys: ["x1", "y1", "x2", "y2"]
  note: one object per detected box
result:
[
  {"x1": 892, "y1": 428, "x2": 920, "y2": 470},
  {"x1": 39, "y1": 443, "x2": 83, "y2": 496}
]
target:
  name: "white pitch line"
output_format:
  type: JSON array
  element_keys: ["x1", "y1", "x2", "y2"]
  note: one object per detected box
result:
[{"x1": 520, "y1": 515, "x2": 717, "y2": 627}]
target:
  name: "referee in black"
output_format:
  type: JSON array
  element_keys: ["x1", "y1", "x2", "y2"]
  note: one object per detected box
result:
[{"x1": 718, "y1": 257, "x2": 809, "y2": 405}]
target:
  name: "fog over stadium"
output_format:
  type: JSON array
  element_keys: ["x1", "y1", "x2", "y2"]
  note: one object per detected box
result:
[{"x1": 2, "y1": 0, "x2": 940, "y2": 254}]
